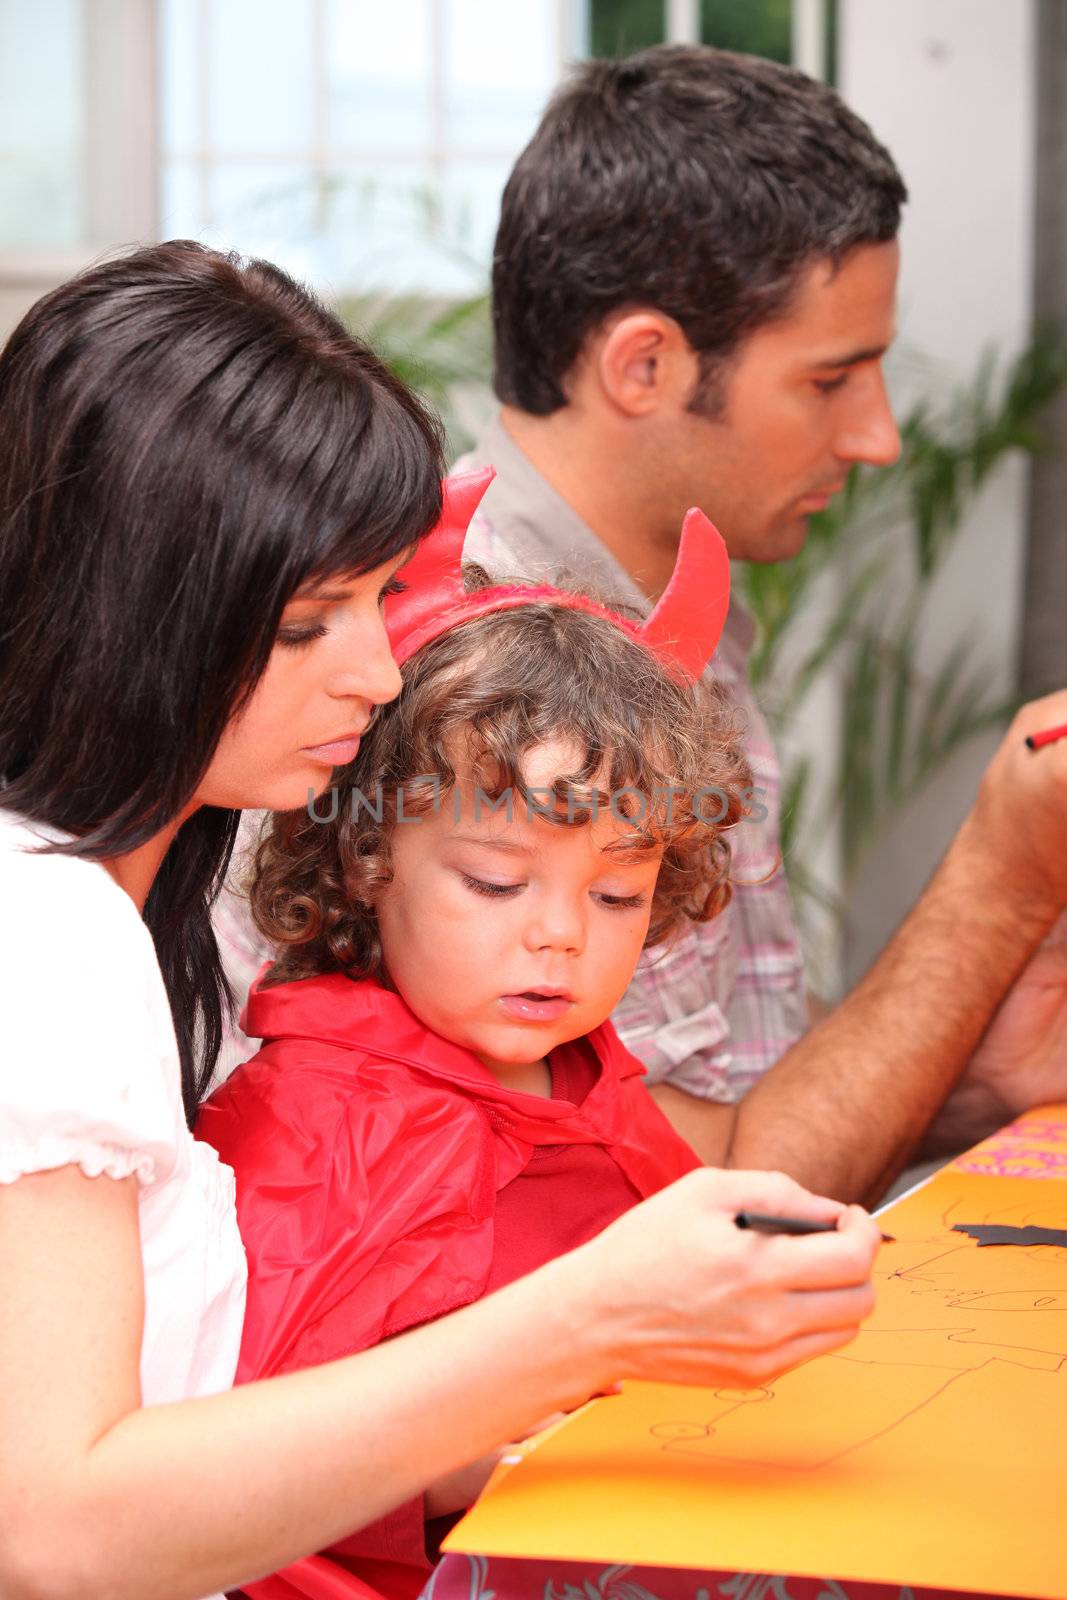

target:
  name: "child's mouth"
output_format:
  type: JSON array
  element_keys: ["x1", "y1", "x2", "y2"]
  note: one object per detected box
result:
[{"x1": 499, "y1": 991, "x2": 574, "y2": 1022}]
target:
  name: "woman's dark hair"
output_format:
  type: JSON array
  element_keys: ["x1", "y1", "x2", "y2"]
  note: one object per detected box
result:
[
  {"x1": 493, "y1": 44, "x2": 907, "y2": 415},
  {"x1": 250, "y1": 568, "x2": 752, "y2": 987},
  {"x1": 0, "y1": 240, "x2": 444, "y2": 1121}
]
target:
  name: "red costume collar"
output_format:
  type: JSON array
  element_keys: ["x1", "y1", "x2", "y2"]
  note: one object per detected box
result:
[{"x1": 243, "y1": 967, "x2": 645, "y2": 1128}]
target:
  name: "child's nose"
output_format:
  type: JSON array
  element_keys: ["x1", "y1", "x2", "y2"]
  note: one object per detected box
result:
[{"x1": 524, "y1": 894, "x2": 586, "y2": 955}]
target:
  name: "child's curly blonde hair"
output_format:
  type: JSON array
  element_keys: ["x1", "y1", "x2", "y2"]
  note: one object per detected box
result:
[{"x1": 251, "y1": 569, "x2": 753, "y2": 985}]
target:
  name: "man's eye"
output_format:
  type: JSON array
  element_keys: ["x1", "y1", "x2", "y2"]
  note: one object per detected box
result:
[
  {"x1": 813, "y1": 374, "x2": 849, "y2": 395},
  {"x1": 461, "y1": 874, "x2": 522, "y2": 898},
  {"x1": 277, "y1": 622, "x2": 327, "y2": 648}
]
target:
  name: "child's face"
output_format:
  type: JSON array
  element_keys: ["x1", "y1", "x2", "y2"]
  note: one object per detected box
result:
[{"x1": 374, "y1": 741, "x2": 664, "y2": 1083}]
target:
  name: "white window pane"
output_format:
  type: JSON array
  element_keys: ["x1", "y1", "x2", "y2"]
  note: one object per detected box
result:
[
  {"x1": 323, "y1": 163, "x2": 451, "y2": 290},
  {"x1": 0, "y1": 158, "x2": 84, "y2": 251},
  {"x1": 444, "y1": 0, "x2": 558, "y2": 149},
  {"x1": 206, "y1": 160, "x2": 317, "y2": 254},
  {"x1": 159, "y1": 0, "x2": 200, "y2": 153},
  {"x1": 0, "y1": 0, "x2": 84, "y2": 247},
  {"x1": 207, "y1": 0, "x2": 315, "y2": 153},
  {"x1": 160, "y1": 158, "x2": 205, "y2": 238},
  {"x1": 328, "y1": 0, "x2": 431, "y2": 152},
  {"x1": 438, "y1": 157, "x2": 511, "y2": 267}
]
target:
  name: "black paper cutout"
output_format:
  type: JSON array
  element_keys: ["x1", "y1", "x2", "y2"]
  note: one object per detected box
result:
[{"x1": 952, "y1": 1222, "x2": 1067, "y2": 1248}]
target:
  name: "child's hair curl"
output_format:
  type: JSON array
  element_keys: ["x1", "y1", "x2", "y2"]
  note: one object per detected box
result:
[{"x1": 251, "y1": 568, "x2": 752, "y2": 986}]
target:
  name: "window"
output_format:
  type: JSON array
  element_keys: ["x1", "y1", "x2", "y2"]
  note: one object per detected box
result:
[
  {"x1": 159, "y1": 0, "x2": 583, "y2": 295},
  {"x1": 0, "y1": 0, "x2": 86, "y2": 250},
  {"x1": 0, "y1": 0, "x2": 831, "y2": 303}
]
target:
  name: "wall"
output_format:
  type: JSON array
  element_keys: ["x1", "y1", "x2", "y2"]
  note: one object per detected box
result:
[{"x1": 837, "y1": 0, "x2": 1037, "y2": 982}]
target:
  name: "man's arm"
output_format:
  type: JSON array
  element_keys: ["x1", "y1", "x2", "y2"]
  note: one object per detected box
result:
[
  {"x1": 652, "y1": 691, "x2": 1067, "y2": 1203},
  {"x1": 918, "y1": 933, "x2": 1067, "y2": 1156},
  {"x1": 728, "y1": 816, "x2": 1046, "y2": 1202}
]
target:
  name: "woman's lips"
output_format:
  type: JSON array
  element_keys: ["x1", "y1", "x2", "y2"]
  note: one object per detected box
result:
[
  {"x1": 302, "y1": 734, "x2": 362, "y2": 766},
  {"x1": 499, "y1": 993, "x2": 575, "y2": 1022}
]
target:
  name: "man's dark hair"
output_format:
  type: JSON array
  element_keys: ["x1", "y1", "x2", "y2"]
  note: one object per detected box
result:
[
  {"x1": 0, "y1": 240, "x2": 444, "y2": 1121},
  {"x1": 492, "y1": 45, "x2": 907, "y2": 415}
]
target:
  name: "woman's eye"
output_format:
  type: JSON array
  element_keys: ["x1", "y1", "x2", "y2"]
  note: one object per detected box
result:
[
  {"x1": 277, "y1": 622, "x2": 328, "y2": 649},
  {"x1": 378, "y1": 577, "x2": 408, "y2": 605},
  {"x1": 597, "y1": 892, "x2": 647, "y2": 910},
  {"x1": 461, "y1": 873, "x2": 522, "y2": 898}
]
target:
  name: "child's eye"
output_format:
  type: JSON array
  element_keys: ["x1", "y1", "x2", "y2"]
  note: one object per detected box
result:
[
  {"x1": 277, "y1": 622, "x2": 328, "y2": 649},
  {"x1": 379, "y1": 577, "x2": 408, "y2": 605},
  {"x1": 461, "y1": 873, "x2": 523, "y2": 898},
  {"x1": 597, "y1": 892, "x2": 647, "y2": 910}
]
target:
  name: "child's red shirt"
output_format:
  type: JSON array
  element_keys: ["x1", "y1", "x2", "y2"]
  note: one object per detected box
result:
[{"x1": 197, "y1": 970, "x2": 699, "y2": 1600}]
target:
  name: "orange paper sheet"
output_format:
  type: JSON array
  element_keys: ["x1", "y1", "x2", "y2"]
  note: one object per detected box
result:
[{"x1": 447, "y1": 1112, "x2": 1067, "y2": 1598}]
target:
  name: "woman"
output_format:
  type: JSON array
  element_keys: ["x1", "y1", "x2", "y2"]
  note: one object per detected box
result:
[{"x1": 0, "y1": 241, "x2": 878, "y2": 1600}]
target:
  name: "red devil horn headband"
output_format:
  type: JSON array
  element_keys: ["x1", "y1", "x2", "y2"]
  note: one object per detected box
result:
[{"x1": 385, "y1": 467, "x2": 730, "y2": 680}]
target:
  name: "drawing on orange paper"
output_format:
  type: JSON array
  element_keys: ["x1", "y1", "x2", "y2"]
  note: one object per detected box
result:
[
  {"x1": 644, "y1": 1173, "x2": 1067, "y2": 1471},
  {"x1": 447, "y1": 1156, "x2": 1067, "y2": 1599}
]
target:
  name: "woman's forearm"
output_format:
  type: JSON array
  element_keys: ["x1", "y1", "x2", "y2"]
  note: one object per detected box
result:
[
  {"x1": 9, "y1": 1251, "x2": 612, "y2": 1600},
  {"x1": 2, "y1": 1167, "x2": 880, "y2": 1600}
]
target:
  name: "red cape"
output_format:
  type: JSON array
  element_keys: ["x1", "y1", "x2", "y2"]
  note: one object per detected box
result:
[{"x1": 197, "y1": 971, "x2": 699, "y2": 1599}]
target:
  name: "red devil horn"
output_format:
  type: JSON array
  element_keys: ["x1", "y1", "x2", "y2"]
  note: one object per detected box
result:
[
  {"x1": 386, "y1": 468, "x2": 495, "y2": 659},
  {"x1": 639, "y1": 508, "x2": 731, "y2": 679}
]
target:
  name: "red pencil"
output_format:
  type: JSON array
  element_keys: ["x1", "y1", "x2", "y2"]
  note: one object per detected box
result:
[{"x1": 1025, "y1": 722, "x2": 1067, "y2": 751}]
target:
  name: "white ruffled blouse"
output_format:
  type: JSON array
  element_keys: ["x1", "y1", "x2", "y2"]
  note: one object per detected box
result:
[{"x1": 0, "y1": 807, "x2": 247, "y2": 1594}]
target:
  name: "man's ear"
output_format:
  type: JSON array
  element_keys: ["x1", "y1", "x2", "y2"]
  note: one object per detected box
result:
[{"x1": 593, "y1": 311, "x2": 700, "y2": 419}]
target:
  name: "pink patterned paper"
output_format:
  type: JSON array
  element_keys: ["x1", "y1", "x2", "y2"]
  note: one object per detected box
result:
[{"x1": 952, "y1": 1104, "x2": 1067, "y2": 1179}]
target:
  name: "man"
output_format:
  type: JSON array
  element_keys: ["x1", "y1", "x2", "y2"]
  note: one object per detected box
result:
[
  {"x1": 448, "y1": 44, "x2": 1067, "y2": 1201},
  {"x1": 215, "y1": 45, "x2": 1067, "y2": 1204}
]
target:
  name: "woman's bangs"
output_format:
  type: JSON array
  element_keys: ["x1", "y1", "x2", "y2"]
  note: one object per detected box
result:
[{"x1": 296, "y1": 373, "x2": 444, "y2": 586}]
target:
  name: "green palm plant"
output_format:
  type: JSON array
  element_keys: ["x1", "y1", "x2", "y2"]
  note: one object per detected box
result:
[
  {"x1": 338, "y1": 288, "x2": 492, "y2": 457},
  {"x1": 744, "y1": 328, "x2": 1067, "y2": 949}
]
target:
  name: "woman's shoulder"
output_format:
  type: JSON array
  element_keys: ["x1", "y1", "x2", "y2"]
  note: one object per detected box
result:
[
  {"x1": 0, "y1": 805, "x2": 184, "y2": 1189},
  {"x1": 0, "y1": 807, "x2": 153, "y2": 953}
]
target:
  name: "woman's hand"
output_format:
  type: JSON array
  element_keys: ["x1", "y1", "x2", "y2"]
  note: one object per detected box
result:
[
  {"x1": 425, "y1": 1170, "x2": 877, "y2": 1519},
  {"x1": 569, "y1": 1166, "x2": 880, "y2": 1389}
]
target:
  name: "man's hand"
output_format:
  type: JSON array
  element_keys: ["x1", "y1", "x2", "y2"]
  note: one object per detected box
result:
[
  {"x1": 720, "y1": 692, "x2": 1067, "y2": 1203},
  {"x1": 922, "y1": 933, "x2": 1067, "y2": 1155},
  {"x1": 964, "y1": 690, "x2": 1067, "y2": 924}
]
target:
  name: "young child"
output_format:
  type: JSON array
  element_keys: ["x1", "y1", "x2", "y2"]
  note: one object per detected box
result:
[{"x1": 198, "y1": 469, "x2": 748, "y2": 1600}]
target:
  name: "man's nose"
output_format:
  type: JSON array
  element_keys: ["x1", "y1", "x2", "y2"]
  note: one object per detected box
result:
[{"x1": 836, "y1": 369, "x2": 901, "y2": 469}]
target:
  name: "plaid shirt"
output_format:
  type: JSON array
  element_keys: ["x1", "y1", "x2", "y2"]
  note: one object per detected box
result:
[{"x1": 212, "y1": 418, "x2": 807, "y2": 1097}]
